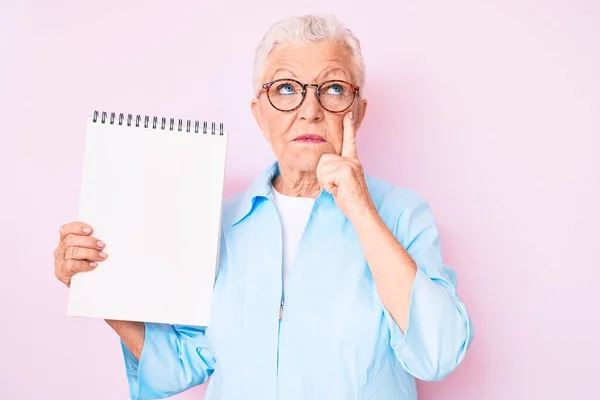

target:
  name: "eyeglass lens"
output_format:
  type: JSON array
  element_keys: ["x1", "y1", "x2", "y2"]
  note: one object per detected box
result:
[{"x1": 267, "y1": 79, "x2": 355, "y2": 112}]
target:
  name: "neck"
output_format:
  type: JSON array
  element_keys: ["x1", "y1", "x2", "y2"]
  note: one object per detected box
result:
[{"x1": 272, "y1": 164, "x2": 321, "y2": 198}]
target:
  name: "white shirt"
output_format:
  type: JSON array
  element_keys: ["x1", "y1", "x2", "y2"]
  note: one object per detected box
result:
[{"x1": 271, "y1": 186, "x2": 315, "y2": 299}]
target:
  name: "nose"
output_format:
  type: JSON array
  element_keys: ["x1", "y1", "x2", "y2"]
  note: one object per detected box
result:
[{"x1": 298, "y1": 86, "x2": 324, "y2": 122}]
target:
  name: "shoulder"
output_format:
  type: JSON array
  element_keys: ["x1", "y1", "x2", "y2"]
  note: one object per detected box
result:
[
  {"x1": 364, "y1": 175, "x2": 437, "y2": 236},
  {"x1": 365, "y1": 175, "x2": 428, "y2": 216}
]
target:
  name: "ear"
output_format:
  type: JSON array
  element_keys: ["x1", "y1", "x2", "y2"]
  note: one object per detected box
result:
[{"x1": 250, "y1": 97, "x2": 271, "y2": 142}]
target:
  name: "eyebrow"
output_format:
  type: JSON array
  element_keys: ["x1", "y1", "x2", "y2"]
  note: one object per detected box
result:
[{"x1": 268, "y1": 67, "x2": 350, "y2": 82}]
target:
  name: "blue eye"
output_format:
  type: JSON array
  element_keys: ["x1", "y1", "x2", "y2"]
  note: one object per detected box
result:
[
  {"x1": 277, "y1": 84, "x2": 296, "y2": 95},
  {"x1": 325, "y1": 84, "x2": 344, "y2": 95}
]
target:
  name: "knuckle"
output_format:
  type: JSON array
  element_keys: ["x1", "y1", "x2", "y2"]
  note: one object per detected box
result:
[
  {"x1": 348, "y1": 159, "x2": 362, "y2": 171},
  {"x1": 64, "y1": 234, "x2": 78, "y2": 247}
]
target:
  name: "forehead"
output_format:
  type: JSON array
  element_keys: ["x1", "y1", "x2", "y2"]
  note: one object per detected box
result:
[{"x1": 263, "y1": 41, "x2": 354, "y2": 82}]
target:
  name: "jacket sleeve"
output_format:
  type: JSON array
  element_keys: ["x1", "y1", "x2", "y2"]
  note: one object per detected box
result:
[
  {"x1": 121, "y1": 323, "x2": 216, "y2": 400},
  {"x1": 384, "y1": 194, "x2": 473, "y2": 381}
]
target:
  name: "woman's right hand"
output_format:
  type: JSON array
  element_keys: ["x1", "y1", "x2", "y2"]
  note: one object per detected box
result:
[{"x1": 54, "y1": 221, "x2": 108, "y2": 287}]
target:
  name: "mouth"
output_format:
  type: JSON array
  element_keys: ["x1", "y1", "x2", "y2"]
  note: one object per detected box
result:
[{"x1": 294, "y1": 134, "x2": 326, "y2": 143}]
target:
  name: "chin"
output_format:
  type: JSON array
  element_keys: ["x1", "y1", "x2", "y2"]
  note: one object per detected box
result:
[{"x1": 284, "y1": 151, "x2": 323, "y2": 172}]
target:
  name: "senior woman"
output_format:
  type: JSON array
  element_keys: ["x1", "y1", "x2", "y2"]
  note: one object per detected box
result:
[{"x1": 54, "y1": 14, "x2": 472, "y2": 400}]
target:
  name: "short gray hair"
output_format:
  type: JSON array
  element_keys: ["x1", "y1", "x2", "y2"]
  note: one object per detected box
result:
[{"x1": 252, "y1": 14, "x2": 365, "y2": 95}]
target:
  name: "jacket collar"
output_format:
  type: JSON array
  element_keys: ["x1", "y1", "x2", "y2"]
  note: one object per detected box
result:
[
  {"x1": 230, "y1": 161, "x2": 334, "y2": 226},
  {"x1": 230, "y1": 161, "x2": 279, "y2": 226}
]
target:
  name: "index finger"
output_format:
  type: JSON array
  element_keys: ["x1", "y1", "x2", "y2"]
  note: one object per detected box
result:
[
  {"x1": 340, "y1": 111, "x2": 358, "y2": 159},
  {"x1": 59, "y1": 221, "x2": 93, "y2": 241}
]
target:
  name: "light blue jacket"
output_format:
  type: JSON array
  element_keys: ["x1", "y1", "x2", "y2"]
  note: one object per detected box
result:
[{"x1": 121, "y1": 162, "x2": 473, "y2": 399}]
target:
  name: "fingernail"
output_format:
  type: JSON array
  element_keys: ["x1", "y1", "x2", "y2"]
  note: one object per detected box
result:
[
  {"x1": 83, "y1": 227, "x2": 92, "y2": 233},
  {"x1": 97, "y1": 241, "x2": 104, "y2": 248},
  {"x1": 89, "y1": 261, "x2": 97, "y2": 267},
  {"x1": 99, "y1": 252, "x2": 107, "y2": 258}
]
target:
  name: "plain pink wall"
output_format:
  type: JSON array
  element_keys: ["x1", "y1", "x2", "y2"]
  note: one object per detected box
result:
[{"x1": 1, "y1": 0, "x2": 598, "y2": 399}]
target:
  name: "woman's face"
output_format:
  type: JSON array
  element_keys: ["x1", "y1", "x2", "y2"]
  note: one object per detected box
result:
[{"x1": 251, "y1": 41, "x2": 367, "y2": 173}]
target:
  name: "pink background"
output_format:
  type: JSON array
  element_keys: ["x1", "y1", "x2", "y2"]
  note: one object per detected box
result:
[{"x1": 1, "y1": 1, "x2": 598, "y2": 399}]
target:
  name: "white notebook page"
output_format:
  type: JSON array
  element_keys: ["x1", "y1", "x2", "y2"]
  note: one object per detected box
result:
[{"x1": 67, "y1": 115, "x2": 227, "y2": 326}]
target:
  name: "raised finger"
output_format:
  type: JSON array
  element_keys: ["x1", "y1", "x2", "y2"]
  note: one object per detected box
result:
[
  {"x1": 59, "y1": 221, "x2": 93, "y2": 241},
  {"x1": 340, "y1": 112, "x2": 358, "y2": 159}
]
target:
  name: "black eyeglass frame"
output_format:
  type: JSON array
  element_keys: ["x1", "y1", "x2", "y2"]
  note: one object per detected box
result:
[{"x1": 260, "y1": 78, "x2": 360, "y2": 113}]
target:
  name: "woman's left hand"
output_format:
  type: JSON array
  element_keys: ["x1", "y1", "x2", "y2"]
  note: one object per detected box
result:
[{"x1": 316, "y1": 112, "x2": 376, "y2": 222}]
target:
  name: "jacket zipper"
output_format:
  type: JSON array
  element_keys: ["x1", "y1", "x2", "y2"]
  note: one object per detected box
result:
[
  {"x1": 274, "y1": 194, "x2": 318, "y2": 397},
  {"x1": 276, "y1": 297, "x2": 284, "y2": 398},
  {"x1": 279, "y1": 299, "x2": 285, "y2": 320}
]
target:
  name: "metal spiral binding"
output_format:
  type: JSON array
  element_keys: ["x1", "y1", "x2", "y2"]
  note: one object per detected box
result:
[{"x1": 91, "y1": 110, "x2": 225, "y2": 135}]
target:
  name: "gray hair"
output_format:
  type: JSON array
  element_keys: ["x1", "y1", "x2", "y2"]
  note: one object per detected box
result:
[{"x1": 252, "y1": 14, "x2": 365, "y2": 95}]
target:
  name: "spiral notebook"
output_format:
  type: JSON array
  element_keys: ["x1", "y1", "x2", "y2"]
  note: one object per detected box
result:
[{"x1": 67, "y1": 110, "x2": 228, "y2": 326}]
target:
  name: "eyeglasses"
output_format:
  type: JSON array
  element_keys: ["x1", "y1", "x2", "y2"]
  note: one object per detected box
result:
[{"x1": 260, "y1": 78, "x2": 360, "y2": 113}]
